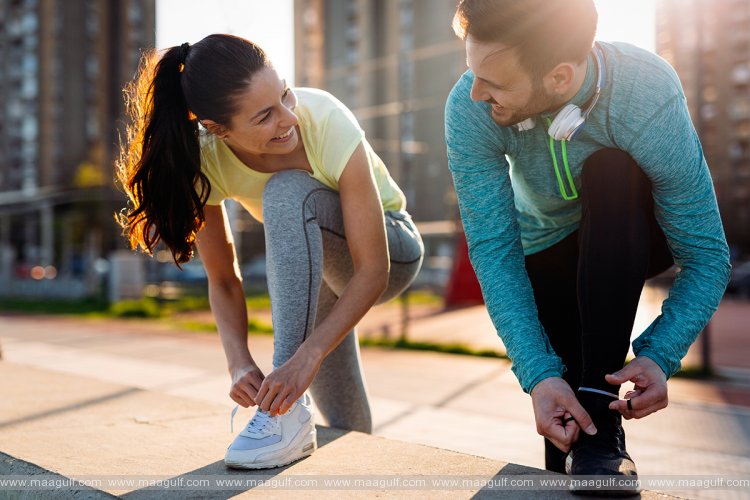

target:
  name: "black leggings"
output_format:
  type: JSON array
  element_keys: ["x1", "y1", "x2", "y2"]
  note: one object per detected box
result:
[{"x1": 524, "y1": 149, "x2": 673, "y2": 472}]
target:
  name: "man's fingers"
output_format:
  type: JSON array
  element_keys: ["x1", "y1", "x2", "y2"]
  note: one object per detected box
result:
[
  {"x1": 548, "y1": 436, "x2": 571, "y2": 453},
  {"x1": 609, "y1": 389, "x2": 668, "y2": 419},
  {"x1": 605, "y1": 365, "x2": 641, "y2": 385},
  {"x1": 565, "y1": 399, "x2": 597, "y2": 435},
  {"x1": 544, "y1": 424, "x2": 573, "y2": 452},
  {"x1": 623, "y1": 389, "x2": 643, "y2": 400}
]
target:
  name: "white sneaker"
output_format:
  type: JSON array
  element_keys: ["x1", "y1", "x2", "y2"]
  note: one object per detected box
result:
[{"x1": 224, "y1": 394, "x2": 316, "y2": 469}]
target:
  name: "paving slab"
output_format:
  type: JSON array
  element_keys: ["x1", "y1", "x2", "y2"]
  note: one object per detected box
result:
[
  {"x1": 0, "y1": 362, "x2": 678, "y2": 499},
  {"x1": 3, "y1": 314, "x2": 749, "y2": 499}
]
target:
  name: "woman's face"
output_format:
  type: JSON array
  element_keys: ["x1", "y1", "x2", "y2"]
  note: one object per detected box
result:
[{"x1": 223, "y1": 66, "x2": 300, "y2": 156}]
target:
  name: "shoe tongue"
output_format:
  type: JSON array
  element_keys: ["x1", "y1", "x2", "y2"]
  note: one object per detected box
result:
[{"x1": 243, "y1": 410, "x2": 277, "y2": 438}]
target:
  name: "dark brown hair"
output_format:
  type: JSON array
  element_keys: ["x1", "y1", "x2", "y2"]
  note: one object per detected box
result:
[
  {"x1": 116, "y1": 34, "x2": 269, "y2": 264},
  {"x1": 453, "y1": 0, "x2": 598, "y2": 78}
]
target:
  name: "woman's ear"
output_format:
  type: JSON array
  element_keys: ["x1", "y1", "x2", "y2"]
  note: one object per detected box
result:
[{"x1": 201, "y1": 119, "x2": 228, "y2": 139}]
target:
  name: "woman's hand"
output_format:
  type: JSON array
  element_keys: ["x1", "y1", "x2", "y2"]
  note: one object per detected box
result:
[
  {"x1": 229, "y1": 363, "x2": 266, "y2": 408},
  {"x1": 256, "y1": 350, "x2": 323, "y2": 416}
]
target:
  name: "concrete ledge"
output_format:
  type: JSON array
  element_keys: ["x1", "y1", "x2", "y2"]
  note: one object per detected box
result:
[{"x1": 0, "y1": 362, "x2": 675, "y2": 498}]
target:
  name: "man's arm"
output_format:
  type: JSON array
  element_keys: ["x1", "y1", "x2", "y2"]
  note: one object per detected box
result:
[
  {"x1": 617, "y1": 91, "x2": 731, "y2": 380},
  {"x1": 446, "y1": 73, "x2": 596, "y2": 449},
  {"x1": 445, "y1": 73, "x2": 565, "y2": 392}
]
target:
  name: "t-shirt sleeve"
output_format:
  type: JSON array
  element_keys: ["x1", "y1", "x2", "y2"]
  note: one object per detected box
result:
[
  {"x1": 445, "y1": 72, "x2": 565, "y2": 393},
  {"x1": 319, "y1": 105, "x2": 366, "y2": 182},
  {"x1": 614, "y1": 79, "x2": 731, "y2": 378},
  {"x1": 200, "y1": 148, "x2": 229, "y2": 206}
]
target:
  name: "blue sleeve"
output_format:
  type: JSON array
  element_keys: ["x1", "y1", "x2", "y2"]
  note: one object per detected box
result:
[
  {"x1": 445, "y1": 73, "x2": 565, "y2": 393},
  {"x1": 618, "y1": 91, "x2": 731, "y2": 378}
]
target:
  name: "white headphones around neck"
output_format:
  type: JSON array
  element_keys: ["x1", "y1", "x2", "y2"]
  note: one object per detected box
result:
[{"x1": 515, "y1": 43, "x2": 606, "y2": 141}]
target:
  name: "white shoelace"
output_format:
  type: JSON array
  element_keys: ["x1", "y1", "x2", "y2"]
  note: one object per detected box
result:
[
  {"x1": 247, "y1": 409, "x2": 276, "y2": 434},
  {"x1": 229, "y1": 404, "x2": 277, "y2": 435},
  {"x1": 578, "y1": 386, "x2": 620, "y2": 399}
]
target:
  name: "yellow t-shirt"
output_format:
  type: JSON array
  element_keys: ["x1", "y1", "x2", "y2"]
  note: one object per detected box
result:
[{"x1": 199, "y1": 87, "x2": 406, "y2": 222}]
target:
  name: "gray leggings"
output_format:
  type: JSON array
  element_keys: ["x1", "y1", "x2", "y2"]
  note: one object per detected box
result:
[{"x1": 262, "y1": 170, "x2": 424, "y2": 433}]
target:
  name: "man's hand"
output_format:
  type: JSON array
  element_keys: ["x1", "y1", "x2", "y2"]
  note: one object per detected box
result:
[
  {"x1": 606, "y1": 356, "x2": 668, "y2": 419},
  {"x1": 530, "y1": 377, "x2": 597, "y2": 452}
]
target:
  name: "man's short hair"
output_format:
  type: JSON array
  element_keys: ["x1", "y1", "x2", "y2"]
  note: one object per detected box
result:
[{"x1": 453, "y1": 0, "x2": 598, "y2": 78}]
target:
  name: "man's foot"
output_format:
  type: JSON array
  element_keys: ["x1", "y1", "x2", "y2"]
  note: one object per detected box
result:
[
  {"x1": 224, "y1": 394, "x2": 316, "y2": 469},
  {"x1": 566, "y1": 390, "x2": 640, "y2": 496}
]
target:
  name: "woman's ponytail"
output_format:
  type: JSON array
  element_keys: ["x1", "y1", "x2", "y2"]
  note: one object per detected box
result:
[
  {"x1": 117, "y1": 35, "x2": 268, "y2": 264},
  {"x1": 117, "y1": 44, "x2": 210, "y2": 264}
]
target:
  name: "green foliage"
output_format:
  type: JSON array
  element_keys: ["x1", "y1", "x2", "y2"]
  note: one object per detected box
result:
[
  {"x1": 359, "y1": 337, "x2": 506, "y2": 359},
  {"x1": 246, "y1": 294, "x2": 272, "y2": 310},
  {"x1": 108, "y1": 298, "x2": 163, "y2": 318},
  {"x1": 163, "y1": 296, "x2": 211, "y2": 313},
  {"x1": 387, "y1": 290, "x2": 444, "y2": 306},
  {"x1": 176, "y1": 317, "x2": 274, "y2": 334},
  {"x1": 247, "y1": 318, "x2": 274, "y2": 334},
  {"x1": 0, "y1": 298, "x2": 108, "y2": 315}
]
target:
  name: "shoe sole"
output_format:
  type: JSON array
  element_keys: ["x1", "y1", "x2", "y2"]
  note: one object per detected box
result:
[
  {"x1": 570, "y1": 486, "x2": 641, "y2": 497},
  {"x1": 224, "y1": 427, "x2": 317, "y2": 470}
]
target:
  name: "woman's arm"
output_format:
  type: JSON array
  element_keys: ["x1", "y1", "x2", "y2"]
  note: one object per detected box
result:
[
  {"x1": 256, "y1": 142, "x2": 389, "y2": 414},
  {"x1": 195, "y1": 203, "x2": 265, "y2": 408}
]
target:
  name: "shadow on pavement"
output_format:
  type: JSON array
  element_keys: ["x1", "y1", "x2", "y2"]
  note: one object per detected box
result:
[
  {"x1": 0, "y1": 387, "x2": 142, "y2": 430},
  {"x1": 471, "y1": 463, "x2": 641, "y2": 499},
  {"x1": 120, "y1": 426, "x2": 349, "y2": 499},
  {"x1": 0, "y1": 451, "x2": 118, "y2": 499}
]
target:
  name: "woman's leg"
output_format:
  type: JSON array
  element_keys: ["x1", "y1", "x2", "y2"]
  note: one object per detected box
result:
[
  {"x1": 308, "y1": 282, "x2": 372, "y2": 432},
  {"x1": 262, "y1": 170, "x2": 423, "y2": 432}
]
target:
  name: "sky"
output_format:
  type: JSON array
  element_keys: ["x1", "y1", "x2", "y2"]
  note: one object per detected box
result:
[
  {"x1": 156, "y1": 0, "x2": 295, "y2": 83},
  {"x1": 156, "y1": 0, "x2": 656, "y2": 87}
]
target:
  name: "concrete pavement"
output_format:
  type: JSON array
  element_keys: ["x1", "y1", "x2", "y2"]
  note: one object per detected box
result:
[{"x1": 1, "y1": 311, "x2": 749, "y2": 498}]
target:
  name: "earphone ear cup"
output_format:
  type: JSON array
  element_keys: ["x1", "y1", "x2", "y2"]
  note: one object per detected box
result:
[
  {"x1": 548, "y1": 104, "x2": 584, "y2": 141},
  {"x1": 515, "y1": 117, "x2": 537, "y2": 132}
]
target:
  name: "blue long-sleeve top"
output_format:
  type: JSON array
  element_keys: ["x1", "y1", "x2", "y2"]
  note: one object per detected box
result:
[{"x1": 445, "y1": 41, "x2": 730, "y2": 393}]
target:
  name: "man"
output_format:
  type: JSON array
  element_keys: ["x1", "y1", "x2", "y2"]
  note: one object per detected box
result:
[{"x1": 445, "y1": 0, "x2": 730, "y2": 490}]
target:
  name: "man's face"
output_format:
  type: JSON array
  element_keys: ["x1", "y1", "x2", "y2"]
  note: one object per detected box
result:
[{"x1": 465, "y1": 36, "x2": 557, "y2": 127}]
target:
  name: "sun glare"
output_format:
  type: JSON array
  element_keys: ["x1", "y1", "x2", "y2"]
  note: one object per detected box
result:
[
  {"x1": 156, "y1": 0, "x2": 295, "y2": 84},
  {"x1": 594, "y1": 0, "x2": 656, "y2": 52}
]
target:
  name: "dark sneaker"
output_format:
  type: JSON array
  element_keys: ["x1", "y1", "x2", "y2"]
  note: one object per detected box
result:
[{"x1": 566, "y1": 391, "x2": 640, "y2": 496}]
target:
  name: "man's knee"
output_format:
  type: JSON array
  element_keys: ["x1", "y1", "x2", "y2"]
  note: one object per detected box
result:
[{"x1": 581, "y1": 148, "x2": 652, "y2": 206}]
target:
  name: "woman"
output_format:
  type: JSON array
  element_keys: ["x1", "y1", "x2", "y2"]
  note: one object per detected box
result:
[{"x1": 117, "y1": 34, "x2": 423, "y2": 469}]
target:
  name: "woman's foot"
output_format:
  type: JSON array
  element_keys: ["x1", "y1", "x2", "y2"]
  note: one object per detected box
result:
[{"x1": 224, "y1": 394, "x2": 316, "y2": 469}]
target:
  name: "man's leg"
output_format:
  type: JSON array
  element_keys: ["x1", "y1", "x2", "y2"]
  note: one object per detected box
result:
[
  {"x1": 568, "y1": 148, "x2": 672, "y2": 486},
  {"x1": 525, "y1": 232, "x2": 583, "y2": 473},
  {"x1": 577, "y1": 148, "x2": 672, "y2": 394}
]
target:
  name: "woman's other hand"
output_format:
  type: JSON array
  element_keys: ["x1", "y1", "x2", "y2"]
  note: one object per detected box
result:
[{"x1": 229, "y1": 363, "x2": 266, "y2": 408}]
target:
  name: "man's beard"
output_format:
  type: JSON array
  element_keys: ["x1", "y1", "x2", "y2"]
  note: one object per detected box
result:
[{"x1": 488, "y1": 82, "x2": 558, "y2": 127}]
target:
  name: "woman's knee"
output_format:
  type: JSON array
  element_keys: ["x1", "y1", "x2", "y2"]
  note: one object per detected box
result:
[{"x1": 262, "y1": 169, "x2": 316, "y2": 203}]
